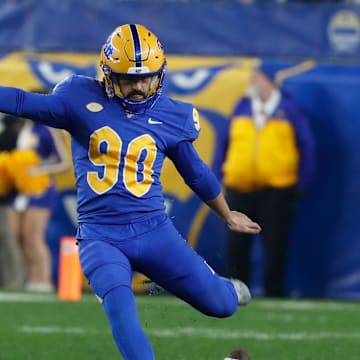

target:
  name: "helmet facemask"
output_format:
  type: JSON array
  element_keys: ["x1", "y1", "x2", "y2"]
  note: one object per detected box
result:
[{"x1": 109, "y1": 66, "x2": 166, "y2": 113}]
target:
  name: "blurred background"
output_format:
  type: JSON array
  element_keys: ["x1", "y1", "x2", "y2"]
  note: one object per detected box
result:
[{"x1": 0, "y1": 0, "x2": 359, "y2": 300}]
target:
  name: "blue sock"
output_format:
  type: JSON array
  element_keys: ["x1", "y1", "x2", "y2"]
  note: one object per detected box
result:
[{"x1": 103, "y1": 286, "x2": 154, "y2": 360}]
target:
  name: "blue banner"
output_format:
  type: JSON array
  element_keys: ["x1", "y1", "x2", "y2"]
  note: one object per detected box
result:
[{"x1": 0, "y1": 1, "x2": 360, "y2": 59}]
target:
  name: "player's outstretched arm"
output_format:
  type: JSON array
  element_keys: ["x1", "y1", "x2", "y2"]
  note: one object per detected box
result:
[
  {"x1": 206, "y1": 192, "x2": 261, "y2": 234},
  {"x1": 168, "y1": 141, "x2": 261, "y2": 234},
  {"x1": 0, "y1": 83, "x2": 70, "y2": 129}
]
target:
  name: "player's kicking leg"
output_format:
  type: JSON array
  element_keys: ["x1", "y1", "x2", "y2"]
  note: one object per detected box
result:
[{"x1": 135, "y1": 216, "x2": 251, "y2": 317}]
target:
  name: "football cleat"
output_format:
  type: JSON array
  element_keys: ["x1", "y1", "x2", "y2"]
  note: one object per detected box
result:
[{"x1": 231, "y1": 279, "x2": 251, "y2": 306}]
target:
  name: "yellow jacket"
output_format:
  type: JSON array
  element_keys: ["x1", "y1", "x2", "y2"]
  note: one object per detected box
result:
[{"x1": 222, "y1": 115, "x2": 299, "y2": 192}]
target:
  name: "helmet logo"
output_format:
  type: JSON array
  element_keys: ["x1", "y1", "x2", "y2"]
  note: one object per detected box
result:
[{"x1": 103, "y1": 37, "x2": 114, "y2": 60}]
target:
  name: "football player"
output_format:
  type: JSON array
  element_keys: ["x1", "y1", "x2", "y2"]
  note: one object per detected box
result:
[{"x1": 0, "y1": 24, "x2": 261, "y2": 359}]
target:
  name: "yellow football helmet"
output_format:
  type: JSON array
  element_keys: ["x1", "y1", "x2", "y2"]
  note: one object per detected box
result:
[{"x1": 100, "y1": 23, "x2": 167, "y2": 113}]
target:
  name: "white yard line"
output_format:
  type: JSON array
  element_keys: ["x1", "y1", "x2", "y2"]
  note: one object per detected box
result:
[
  {"x1": 0, "y1": 292, "x2": 58, "y2": 302},
  {"x1": 18, "y1": 325, "x2": 360, "y2": 341},
  {"x1": 149, "y1": 327, "x2": 360, "y2": 340},
  {"x1": 1, "y1": 291, "x2": 358, "y2": 311},
  {"x1": 257, "y1": 300, "x2": 359, "y2": 311},
  {"x1": 19, "y1": 326, "x2": 94, "y2": 335},
  {"x1": 0, "y1": 292, "x2": 95, "y2": 303}
]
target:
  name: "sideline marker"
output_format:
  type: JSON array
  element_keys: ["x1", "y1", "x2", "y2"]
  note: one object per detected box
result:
[{"x1": 58, "y1": 236, "x2": 82, "y2": 301}]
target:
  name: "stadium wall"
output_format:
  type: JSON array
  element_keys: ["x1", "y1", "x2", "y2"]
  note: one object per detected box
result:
[{"x1": 0, "y1": 1, "x2": 359, "y2": 299}]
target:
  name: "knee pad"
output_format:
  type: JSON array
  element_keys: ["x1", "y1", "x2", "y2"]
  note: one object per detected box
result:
[{"x1": 88, "y1": 263, "x2": 132, "y2": 299}]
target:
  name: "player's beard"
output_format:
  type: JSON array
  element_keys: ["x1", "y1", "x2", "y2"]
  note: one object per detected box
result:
[{"x1": 127, "y1": 90, "x2": 147, "y2": 100}]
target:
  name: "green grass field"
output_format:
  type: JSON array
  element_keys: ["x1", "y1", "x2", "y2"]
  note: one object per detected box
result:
[{"x1": 0, "y1": 291, "x2": 359, "y2": 360}]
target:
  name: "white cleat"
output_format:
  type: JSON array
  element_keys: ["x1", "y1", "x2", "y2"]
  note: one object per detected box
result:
[{"x1": 231, "y1": 279, "x2": 251, "y2": 306}]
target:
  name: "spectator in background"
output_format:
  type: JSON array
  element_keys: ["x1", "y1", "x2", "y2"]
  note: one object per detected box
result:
[
  {"x1": 8, "y1": 114, "x2": 70, "y2": 292},
  {"x1": 0, "y1": 113, "x2": 25, "y2": 288},
  {"x1": 222, "y1": 68, "x2": 317, "y2": 297}
]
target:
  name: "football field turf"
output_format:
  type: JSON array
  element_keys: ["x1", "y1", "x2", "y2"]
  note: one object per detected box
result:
[{"x1": 0, "y1": 291, "x2": 359, "y2": 359}]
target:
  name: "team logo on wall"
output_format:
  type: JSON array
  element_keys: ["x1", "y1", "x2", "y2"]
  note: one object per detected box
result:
[{"x1": 327, "y1": 10, "x2": 360, "y2": 53}]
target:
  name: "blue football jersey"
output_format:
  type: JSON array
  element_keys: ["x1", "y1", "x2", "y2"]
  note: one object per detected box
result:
[{"x1": 3, "y1": 75, "x2": 201, "y2": 224}]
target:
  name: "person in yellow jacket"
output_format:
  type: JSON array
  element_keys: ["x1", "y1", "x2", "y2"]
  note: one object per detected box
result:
[{"x1": 222, "y1": 68, "x2": 317, "y2": 297}]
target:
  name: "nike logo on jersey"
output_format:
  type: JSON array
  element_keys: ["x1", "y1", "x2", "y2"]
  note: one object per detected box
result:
[{"x1": 148, "y1": 118, "x2": 163, "y2": 125}]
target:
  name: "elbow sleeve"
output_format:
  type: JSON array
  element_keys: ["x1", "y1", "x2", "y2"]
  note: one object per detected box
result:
[
  {"x1": 168, "y1": 141, "x2": 221, "y2": 202},
  {"x1": 184, "y1": 163, "x2": 221, "y2": 202}
]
